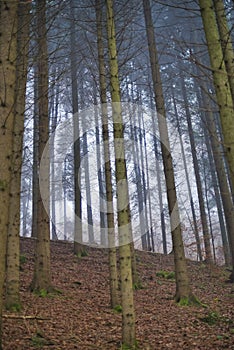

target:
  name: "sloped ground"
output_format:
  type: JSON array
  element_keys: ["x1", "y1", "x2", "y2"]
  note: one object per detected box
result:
[{"x1": 2, "y1": 238, "x2": 234, "y2": 349}]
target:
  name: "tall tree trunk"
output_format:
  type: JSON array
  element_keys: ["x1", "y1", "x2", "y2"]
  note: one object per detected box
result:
[
  {"x1": 180, "y1": 76, "x2": 213, "y2": 263},
  {"x1": 31, "y1": 64, "x2": 39, "y2": 238},
  {"x1": 0, "y1": 1, "x2": 18, "y2": 347},
  {"x1": 93, "y1": 92, "x2": 107, "y2": 247},
  {"x1": 5, "y1": 0, "x2": 31, "y2": 311},
  {"x1": 105, "y1": 0, "x2": 136, "y2": 347},
  {"x1": 31, "y1": 0, "x2": 52, "y2": 293},
  {"x1": 152, "y1": 126, "x2": 167, "y2": 254},
  {"x1": 203, "y1": 124, "x2": 229, "y2": 264},
  {"x1": 69, "y1": 0, "x2": 83, "y2": 254},
  {"x1": 200, "y1": 83, "x2": 234, "y2": 280},
  {"x1": 137, "y1": 103, "x2": 151, "y2": 250},
  {"x1": 213, "y1": 0, "x2": 234, "y2": 103},
  {"x1": 50, "y1": 70, "x2": 59, "y2": 241},
  {"x1": 95, "y1": 0, "x2": 119, "y2": 308},
  {"x1": 140, "y1": 108, "x2": 155, "y2": 251},
  {"x1": 199, "y1": 0, "x2": 234, "y2": 198},
  {"x1": 143, "y1": 0, "x2": 196, "y2": 303},
  {"x1": 172, "y1": 91, "x2": 202, "y2": 261}
]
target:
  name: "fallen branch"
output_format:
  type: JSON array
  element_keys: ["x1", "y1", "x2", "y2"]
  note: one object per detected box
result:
[{"x1": 3, "y1": 314, "x2": 49, "y2": 320}]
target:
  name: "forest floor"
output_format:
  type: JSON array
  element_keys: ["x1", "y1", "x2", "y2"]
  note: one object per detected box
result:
[{"x1": 2, "y1": 237, "x2": 234, "y2": 350}]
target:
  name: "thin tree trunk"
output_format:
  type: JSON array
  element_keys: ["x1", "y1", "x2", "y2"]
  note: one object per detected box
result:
[
  {"x1": 105, "y1": 0, "x2": 136, "y2": 347},
  {"x1": 31, "y1": 0, "x2": 52, "y2": 293},
  {"x1": 0, "y1": 1, "x2": 18, "y2": 346},
  {"x1": 5, "y1": 0, "x2": 31, "y2": 311},
  {"x1": 31, "y1": 65, "x2": 39, "y2": 238},
  {"x1": 93, "y1": 92, "x2": 107, "y2": 247},
  {"x1": 137, "y1": 103, "x2": 151, "y2": 250},
  {"x1": 69, "y1": 0, "x2": 83, "y2": 254},
  {"x1": 200, "y1": 83, "x2": 234, "y2": 279},
  {"x1": 180, "y1": 75, "x2": 212, "y2": 262},
  {"x1": 172, "y1": 91, "x2": 202, "y2": 261},
  {"x1": 143, "y1": 0, "x2": 196, "y2": 303},
  {"x1": 95, "y1": 0, "x2": 119, "y2": 308},
  {"x1": 81, "y1": 108, "x2": 94, "y2": 243},
  {"x1": 202, "y1": 108, "x2": 230, "y2": 265},
  {"x1": 50, "y1": 70, "x2": 59, "y2": 241}
]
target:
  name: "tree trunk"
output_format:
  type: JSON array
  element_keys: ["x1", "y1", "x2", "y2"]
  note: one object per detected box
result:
[
  {"x1": 200, "y1": 83, "x2": 234, "y2": 279},
  {"x1": 143, "y1": 0, "x2": 196, "y2": 303},
  {"x1": 69, "y1": 0, "x2": 83, "y2": 254},
  {"x1": 199, "y1": 0, "x2": 234, "y2": 198},
  {"x1": 95, "y1": 0, "x2": 119, "y2": 308},
  {"x1": 0, "y1": 1, "x2": 18, "y2": 346},
  {"x1": 5, "y1": 0, "x2": 31, "y2": 311},
  {"x1": 31, "y1": 64, "x2": 39, "y2": 238},
  {"x1": 105, "y1": 0, "x2": 136, "y2": 347},
  {"x1": 213, "y1": 0, "x2": 234, "y2": 103},
  {"x1": 172, "y1": 90, "x2": 202, "y2": 261},
  {"x1": 31, "y1": 0, "x2": 52, "y2": 293},
  {"x1": 180, "y1": 75, "x2": 213, "y2": 263}
]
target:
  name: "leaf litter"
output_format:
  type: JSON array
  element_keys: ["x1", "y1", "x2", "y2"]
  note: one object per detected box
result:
[{"x1": 2, "y1": 237, "x2": 234, "y2": 349}]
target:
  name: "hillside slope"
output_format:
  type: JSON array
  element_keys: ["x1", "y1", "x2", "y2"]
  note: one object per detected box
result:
[{"x1": 2, "y1": 238, "x2": 234, "y2": 349}]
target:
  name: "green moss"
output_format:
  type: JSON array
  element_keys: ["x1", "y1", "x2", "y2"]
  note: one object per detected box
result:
[
  {"x1": 178, "y1": 295, "x2": 204, "y2": 307},
  {"x1": 199, "y1": 311, "x2": 220, "y2": 325},
  {"x1": 0, "y1": 179, "x2": 7, "y2": 191},
  {"x1": 156, "y1": 270, "x2": 175, "y2": 280},
  {"x1": 120, "y1": 340, "x2": 139, "y2": 349},
  {"x1": 133, "y1": 280, "x2": 144, "y2": 290},
  {"x1": 113, "y1": 304, "x2": 122, "y2": 313},
  {"x1": 6, "y1": 302, "x2": 22, "y2": 312}
]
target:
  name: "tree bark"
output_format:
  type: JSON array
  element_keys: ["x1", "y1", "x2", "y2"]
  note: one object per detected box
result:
[
  {"x1": 143, "y1": 0, "x2": 196, "y2": 303},
  {"x1": 0, "y1": 0, "x2": 18, "y2": 346},
  {"x1": 5, "y1": 0, "x2": 31, "y2": 311},
  {"x1": 31, "y1": 0, "x2": 52, "y2": 293},
  {"x1": 95, "y1": 0, "x2": 119, "y2": 308},
  {"x1": 69, "y1": 0, "x2": 83, "y2": 254},
  {"x1": 105, "y1": 0, "x2": 136, "y2": 347},
  {"x1": 213, "y1": 0, "x2": 234, "y2": 104},
  {"x1": 199, "y1": 0, "x2": 234, "y2": 198},
  {"x1": 172, "y1": 90, "x2": 202, "y2": 262},
  {"x1": 180, "y1": 75, "x2": 213, "y2": 263}
]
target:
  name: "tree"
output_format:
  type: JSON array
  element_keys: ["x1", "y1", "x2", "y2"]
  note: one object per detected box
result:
[
  {"x1": 213, "y1": 0, "x2": 234, "y2": 103},
  {"x1": 95, "y1": 0, "x2": 119, "y2": 308},
  {"x1": 105, "y1": 0, "x2": 136, "y2": 347},
  {"x1": 30, "y1": 0, "x2": 52, "y2": 293},
  {"x1": 199, "y1": 0, "x2": 234, "y2": 196},
  {"x1": 180, "y1": 75, "x2": 213, "y2": 262},
  {"x1": 69, "y1": 0, "x2": 83, "y2": 255},
  {"x1": 172, "y1": 89, "x2": 202, "y2": 262},
  {"x1": 5, "y1": 0, "x2": 31, "y2": 311},
  {"x1": 143, "y1": 0, "x2": 197, "y2": 304},
  {"x1": 0, "y1": 1, "x2": 18, "y2": 347}
]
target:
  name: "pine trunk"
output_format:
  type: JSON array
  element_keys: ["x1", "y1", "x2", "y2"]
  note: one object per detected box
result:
[
  {"x1": 106, "y1": 0, "x2": 136, "y2": 347},
  {"x1": 213, "y1": 0, "x2": 234, "y2": 103},
  {"x1": 0, "y1": 0, "x2": 18, "y2": 346},
  {"x1": 6, "y1": 0, "x2": 31, "y2": 311},
  {"x1": 199, "y1": 0, "x2": 234, "y2": 198},
  {"x1": 95, "y1": 0, "x2": 119, "y2": 307},
  {"x1": 143, "y1": 0, "x2": 195, "y2": 303},
  {"x1": 31, "y1": 0, "x2": 52, "y2": 293}
]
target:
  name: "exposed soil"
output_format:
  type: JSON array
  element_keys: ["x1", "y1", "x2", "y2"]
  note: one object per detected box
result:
[{"x1": 2, "y1": 237, "x2": 234, "y2": 349}]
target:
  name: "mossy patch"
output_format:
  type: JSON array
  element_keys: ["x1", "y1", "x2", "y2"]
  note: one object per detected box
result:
[
  {"x1": 113, "y1": 304, "x2": 122, "y2": 313},
  {"x1": 156, "y1": 270, "x2": 175, "y2": 280}
]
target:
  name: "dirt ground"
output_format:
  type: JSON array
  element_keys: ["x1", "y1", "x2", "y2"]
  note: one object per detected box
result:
[{"x1": 2, "y1": 238, "x2": 234, "y2": 349}]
